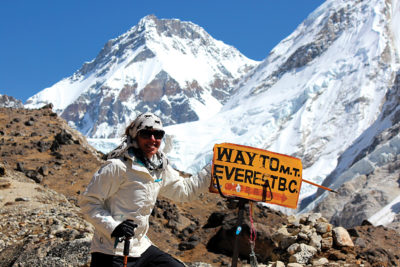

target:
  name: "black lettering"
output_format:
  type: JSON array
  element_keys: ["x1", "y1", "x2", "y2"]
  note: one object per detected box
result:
[
  {"x1": 260, "y1": 155, "x2": 269, "y2": 168},
  {"x1": 245, "y1": 152, "x2": 257, "y2": 166},
  {"x1": 288, "y1": 180, "x2": 297, "y2": 193},
  {"x1": 270, "y1": 175, "x2": 278, "y2": 188},
  {"x1": 233, "y1": 150, "x2": 246, "y2": 165},
  {"x1": 225, "y1": 166, "x2": 235, "y2": 180},
  {"x1": 279, "y1": 165, "x2": 291, "y2": 175},
  {"x1": 253, "y1": 171, "x2": 262, "y2": 186},
  {"x1": 244, "y1": 170, "x2": 253, "y2": 184},
  {"x1": 213, "y1": 164, "x2": 224, "y2": 179},
  {"x1": 217, "y1": 147, "x2": 233, "y2": 162},
  {"x1": 234, "y1": 168, "x2": 244, "y2": 182},
  {"x1": 270, "y1": 157, "x2": 279, "y2": 171},
  {"x1": 293, "y1": 168, "x2": 300, "y2": 177},
  {"x1": 278, "y1": 177, "x2": 287, "y2": 191}
]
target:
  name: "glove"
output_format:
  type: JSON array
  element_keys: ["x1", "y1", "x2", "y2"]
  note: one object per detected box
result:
[{"x1": 111, "y1": 219, "x2": 137, "y2": 238}]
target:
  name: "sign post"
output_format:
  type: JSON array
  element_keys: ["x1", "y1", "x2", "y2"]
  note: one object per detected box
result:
[
  {"x1": 209, "y1": 143, "x2": 336, "y2": 267},
  {"x1": 231, "y1": 198, "x2": 247, "y2": 267},
  {"x1": 209, "y1": 143, "x2": 304, "y2": 267}
]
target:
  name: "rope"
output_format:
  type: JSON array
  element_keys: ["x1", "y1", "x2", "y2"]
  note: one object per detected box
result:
[
  {"x1": 249, "y1": 202, "x2": 258, "y2": 267},
  {"x1": 261, "y1": 174, "x2": 273, "y2": 202},
  {"x1": 249, "y1": 202, "x2": 256, "y2": 244},
  {"x1": 213, "y1": 173, "x2": 259, "y2": 266}
]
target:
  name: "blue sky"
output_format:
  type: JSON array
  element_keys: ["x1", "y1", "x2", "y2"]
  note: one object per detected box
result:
[{"x1": 0, "y1": 0, "x2": 325, "y2": 103}]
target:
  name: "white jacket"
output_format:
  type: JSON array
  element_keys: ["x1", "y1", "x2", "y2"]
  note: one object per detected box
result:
[{"x1": 79, "y1": 155, "x2": 211, "y2": 257}]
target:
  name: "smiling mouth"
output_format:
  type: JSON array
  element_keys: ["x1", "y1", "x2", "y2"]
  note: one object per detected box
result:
[{"x1": 144, "y1": 143, "x2": 158, "y2": 151}]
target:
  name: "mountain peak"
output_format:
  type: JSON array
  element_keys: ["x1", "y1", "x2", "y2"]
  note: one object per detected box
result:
[
  {"x1": 0, "y1": 94, "x2": 23, "y2": 108},
  {"x1": 134, "y1": 14, "x2": 210, "y2": 46},
  {"x1": 25, "y1": 15, "x2": 258, "y2": 138}
]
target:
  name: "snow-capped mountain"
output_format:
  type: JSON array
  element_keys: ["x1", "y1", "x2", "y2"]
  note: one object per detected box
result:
[
  {"x1": 164, "y1": 0, "x2": 400, "y2": 223},
  {"x1": 25, "y1": 15, "x2": 258, "y2": 138},
  {"x1": 0, "y1": 94, "x2": 23, "y2": 108},
  {"x1": 25, "y1": 0, "x2": 400, "y2": 228}
]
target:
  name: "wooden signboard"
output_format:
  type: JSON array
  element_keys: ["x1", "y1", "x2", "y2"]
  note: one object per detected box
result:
[{"x1": 210, "y1": 143, "x2": 303, "y2": 209}]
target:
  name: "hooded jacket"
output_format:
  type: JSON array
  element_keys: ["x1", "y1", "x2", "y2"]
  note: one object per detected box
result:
[{"x1": 79, "y1": 151, "x2": 211, "y2": 257}]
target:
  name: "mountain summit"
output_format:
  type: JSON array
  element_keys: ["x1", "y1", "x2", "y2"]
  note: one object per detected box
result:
[
  {"x1": 165, "y1": 0, "x2": 400, "y2": 222},
  {"x1": 26, "y1": 15, "x2": 258, "y2": 138}
]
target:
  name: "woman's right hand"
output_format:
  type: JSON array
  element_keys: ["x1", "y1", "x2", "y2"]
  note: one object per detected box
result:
[{"x1": 111, "y1": 219, "x2": 137, "y2": 238}]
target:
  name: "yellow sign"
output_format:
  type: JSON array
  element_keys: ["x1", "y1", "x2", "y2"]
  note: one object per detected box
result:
[{"x1": 210, "y1": 143, "x2": 303, "y2": 209}]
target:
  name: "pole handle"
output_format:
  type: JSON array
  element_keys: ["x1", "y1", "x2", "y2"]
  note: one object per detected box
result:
[
  {"x1": 123, "y1": 237, "x2": 131, "y2": 256},
  {"x1": 123, "y1": 237, "x2": 131, "y2": 267}
]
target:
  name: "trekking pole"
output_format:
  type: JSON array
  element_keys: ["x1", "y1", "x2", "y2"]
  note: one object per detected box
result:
[{"x1": 123, "y1": 236, "x2": 131, "y2": 267}]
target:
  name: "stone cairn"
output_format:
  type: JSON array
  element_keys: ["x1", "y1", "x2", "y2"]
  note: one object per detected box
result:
[{"x1": 252, "y1": 212, "x2": 356, "y2": 267}]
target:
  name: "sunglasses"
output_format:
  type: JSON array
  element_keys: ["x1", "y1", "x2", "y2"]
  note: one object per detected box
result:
[{"x1": 138, "y1": 130, "x2": 165, "y2": 140}]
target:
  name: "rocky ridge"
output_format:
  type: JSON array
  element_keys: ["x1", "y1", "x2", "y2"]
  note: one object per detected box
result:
[
  {"x1": 0, "y1": 95, "x2": 23, "y2": 108},
  {"x1": 0, "y1": 105, "x2": 103, "y2": 199}
]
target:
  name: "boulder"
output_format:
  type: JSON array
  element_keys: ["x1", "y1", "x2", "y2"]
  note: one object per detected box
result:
[
  {"x1": 332, "y1": 227, "x2": 354, "y2": 247},
  {"x1": 321, "y1": 236, "x2": 333, "y2": 250},
  {"x1": 315, "y1": 222, "x2": 332, "y2": 234},
  {"x1": 287, "y1": 263, "x2": 304, "y2": 267},
  {"x1": 271, "y1": 226, "x2": 298, "y2": 249},
  {"x1": 312, "y1": 257, "x2": 329, "y2": 266},
  {"x1": 288, "y1": 243, "x2": 318, "y2": 264},
  {"x1": 271, "y1": 261, "x2": 285, "y2": 267},
  {"x1": 0, "y1": 178, "x2": 11, "y2": 189},
  {"x1": 0, "y1": 163, "x2": 6, "y2": 176},
  {"x1": 168, "y1": 215, "x2": 192, "y2": 232}
]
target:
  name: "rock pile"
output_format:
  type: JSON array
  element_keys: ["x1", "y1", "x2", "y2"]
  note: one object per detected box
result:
[
  {"x1": 270, "y1": 213, "x2": 354, "y2": 265},
  {"x1": 205, "y1": 205, "x2": 399, "y2": 266},
  {"x1": 0, "y1": 170, "x2": 94, "y2": 266}
]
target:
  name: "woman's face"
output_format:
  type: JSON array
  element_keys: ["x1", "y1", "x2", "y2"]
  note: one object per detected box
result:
[{"x1": 136, "y1": 129, "x2": 164, "y2": 159}]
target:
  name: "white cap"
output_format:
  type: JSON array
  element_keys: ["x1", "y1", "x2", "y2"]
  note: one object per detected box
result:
[{"x1": 128, "y1": 112, "x2": 164, "y2": 139}]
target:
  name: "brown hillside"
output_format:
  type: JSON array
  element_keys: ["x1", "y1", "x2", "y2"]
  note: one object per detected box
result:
[
  {"x1": 0, "y1": 107, "x2": 103, "y2": 202},
  {"x1": 1, "y1": 107, "x2": 399, "y2": 266}
]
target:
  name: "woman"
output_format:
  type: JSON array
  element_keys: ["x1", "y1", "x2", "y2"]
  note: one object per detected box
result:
[{"x1": 80, "y1": 112, "x2": 211, "y2": 267}]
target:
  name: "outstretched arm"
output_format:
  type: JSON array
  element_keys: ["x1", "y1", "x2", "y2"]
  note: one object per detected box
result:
[{"x1": 160, "y1": 163, "x2": 211, "y2": 202}]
